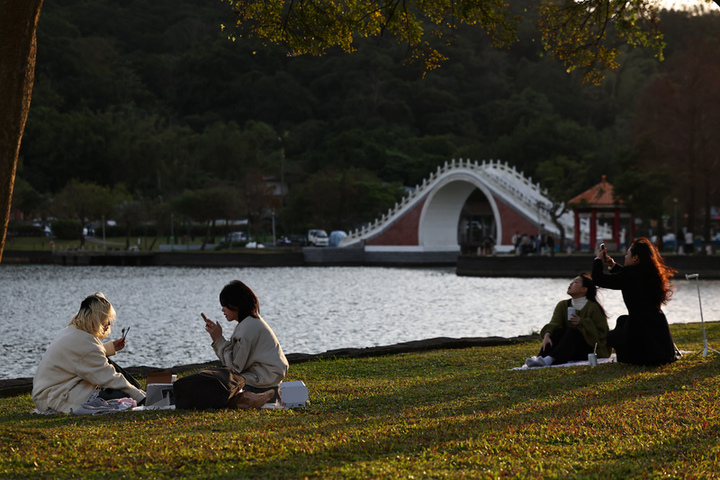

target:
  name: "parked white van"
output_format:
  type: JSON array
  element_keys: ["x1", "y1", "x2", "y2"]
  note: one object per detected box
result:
[{"x1": 307, "y1": 229, "x2": 329, "y2": 247}]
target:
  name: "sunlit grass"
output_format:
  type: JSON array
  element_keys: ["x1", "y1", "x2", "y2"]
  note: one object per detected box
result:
[{"x1": 2, "y1": 322, "x2": 720, "y2": 478}]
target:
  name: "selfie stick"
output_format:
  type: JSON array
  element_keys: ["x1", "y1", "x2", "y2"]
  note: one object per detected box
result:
[{"x1": 685, "y1": 273, "x2": 719, "y2": 358}]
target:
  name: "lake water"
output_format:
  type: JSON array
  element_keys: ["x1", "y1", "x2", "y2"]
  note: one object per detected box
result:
[{"x1": 1, "y1": 264, "x2": 718, "y2": 380}]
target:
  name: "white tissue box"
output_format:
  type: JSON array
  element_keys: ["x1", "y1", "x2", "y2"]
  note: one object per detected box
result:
[
  {"x1": 146, "y1": 383, "x2": 174, "y2": 407},
  {"x1": 278, "y1": 381, "x2": 309, "y2": 408}
]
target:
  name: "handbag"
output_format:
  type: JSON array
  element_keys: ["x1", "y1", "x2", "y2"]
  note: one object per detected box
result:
[{"x1": 173, "y1": 368, "x2": 245, "y2": 409}]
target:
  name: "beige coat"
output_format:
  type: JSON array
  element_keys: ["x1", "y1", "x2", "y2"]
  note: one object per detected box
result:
[
  {"x1": 32, "y1": 326, "x2": 145, "y2": 413},
  {"x1": 212, "y1": 316, "x2": 288, "y2": 389}
]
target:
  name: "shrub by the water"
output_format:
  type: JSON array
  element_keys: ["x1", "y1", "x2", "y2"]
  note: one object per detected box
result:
[{"x1": 50, "y1": 218, "x2": 82, "y2": 239}]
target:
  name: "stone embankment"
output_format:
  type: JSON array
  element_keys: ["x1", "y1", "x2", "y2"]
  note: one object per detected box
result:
[
  {"x1": 457, "y1": 254, "x2": 720, "y2": 279},
  {"x1": 7, "y1": 249, "x2": 720, "y2": 277}
]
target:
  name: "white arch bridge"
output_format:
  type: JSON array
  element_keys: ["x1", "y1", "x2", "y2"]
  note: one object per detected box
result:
[{"x1": 335, "y1": 159, "x2": 609, "y2": 259}]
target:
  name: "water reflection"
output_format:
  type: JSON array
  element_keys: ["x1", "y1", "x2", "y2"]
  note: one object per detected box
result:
[{"x1": 1, "y1": 264, "x2": 717, "y2": 380}]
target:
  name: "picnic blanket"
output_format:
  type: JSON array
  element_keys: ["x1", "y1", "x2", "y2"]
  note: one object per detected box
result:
[
  {"x1": 512, "y1": 351, "x2": 693, "y2": 370},
  {"x1": 31, "y1": 397, "x2": 137, "y2": 415},
  {"x1": 512, "y1": 354, "x2": 617, "y2": 371}
]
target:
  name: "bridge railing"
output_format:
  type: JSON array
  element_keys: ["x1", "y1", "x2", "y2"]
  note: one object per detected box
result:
[{"x1": 343, "y1": 158, "x2": 580, "y2": 245}]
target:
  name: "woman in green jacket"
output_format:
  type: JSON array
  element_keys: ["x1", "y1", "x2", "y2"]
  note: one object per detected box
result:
[{"x1": 525, "y1": 273, "x2": 610, "y2": 367}]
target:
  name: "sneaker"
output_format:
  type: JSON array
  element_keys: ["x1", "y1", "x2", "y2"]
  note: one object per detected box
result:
[{"x1": 525, "y1": 356, "x2": 546, "y2": 368}]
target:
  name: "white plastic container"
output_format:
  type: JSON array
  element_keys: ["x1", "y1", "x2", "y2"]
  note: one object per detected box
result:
[
  {"x1": 278, "y1": 381, "x2": 309, "y2": 408},
  {"x1": 146, "y1": 383, "x2": 174, "y2": 407}
]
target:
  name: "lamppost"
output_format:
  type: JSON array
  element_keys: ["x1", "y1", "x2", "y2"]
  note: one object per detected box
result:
[
  {"x1": 673, "y1": 198, "x2": 678, "y2": 253},
  {"x1": 272, "y1": 211, "x2": 276, "y2": 246}
]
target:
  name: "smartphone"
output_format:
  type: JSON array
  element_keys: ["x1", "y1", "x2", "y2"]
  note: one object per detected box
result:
[
  {"x1": 121, "y1": 327, "x2": 130, "y2": 339},
  {"x1": 201, "y1": 312, "x2": 208, "y2": 321},
  {"x1": 600, "y1": 243, "x2": 607, "y2": 260}
]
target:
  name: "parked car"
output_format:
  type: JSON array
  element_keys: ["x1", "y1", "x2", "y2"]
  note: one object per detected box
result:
[
  {"x1": 307, "y1": 229, "x2": 329, "y2": 247},
  {"x1": 225, "y1": 231, "x2": 248, "y2": 243},
  {"x1": 289, "y1": 235, "x2": 307, "y2": 246},
  {"x1": 276, "y1": 235, "x2": 307, "y2": 247}
]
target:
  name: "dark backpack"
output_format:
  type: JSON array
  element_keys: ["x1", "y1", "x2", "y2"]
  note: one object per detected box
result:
[{"x1": 173, "y1": 368, "x2": 245, "y2": 409}]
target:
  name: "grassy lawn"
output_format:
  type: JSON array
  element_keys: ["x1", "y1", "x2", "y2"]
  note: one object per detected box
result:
[
  {"x1": 2, "y1": 322, "x2": 720, "y2": 479},
  {"x1": 4, "y1": 236, "x2": 155, "y2": 251}
]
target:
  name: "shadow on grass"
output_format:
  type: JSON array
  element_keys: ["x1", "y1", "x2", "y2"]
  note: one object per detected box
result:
[{"x1": 231, "y1": 357, "x2": 720, "y2": 477}]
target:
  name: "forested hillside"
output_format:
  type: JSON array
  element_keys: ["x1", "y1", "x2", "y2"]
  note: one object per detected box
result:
[{"x1": 12, "y1": 0, "x2": 720, "y2": 240}]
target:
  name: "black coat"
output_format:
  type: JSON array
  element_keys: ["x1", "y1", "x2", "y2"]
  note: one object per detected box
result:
[{"x1": 592, "y1": 258, "x2": 676, "y2": 365}]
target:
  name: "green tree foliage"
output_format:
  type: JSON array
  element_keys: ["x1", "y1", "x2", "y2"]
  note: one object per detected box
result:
[
  {"x1": 52, "y1": 179, "x2": 128, "y2": 245},
  {"x1": 171, "y1": 185, "x2": 244, "y2": 248},
  {"x1": 50, "y1": 218, "x2": 82, "y2": 240},
  {"x1": 284, "y1": 168, "x2": 405, "y2": 231},
  {"x1": 612, "y1": 151, "x2": 674, "y2": 233},
  {"x1": 535, "y1": 155, "x2": 589, "y2": 248},
  {"x1": 222, "y1": 0, "x2": 670, "y2": 83},
  {"x1": 537, "y1": 0, "x2": 665, "y2": 84},
  {"x1": 11, "y1": 0, "x2": 720, "y2": 241},
  {"x1": 239, "y1": 171, "x2": 281, "y2": 241},
  {"x1": 223, "y1": 0, "x2": 519, "y2": 68},
  {"x1": 10, "y1": 177, "x2": 48, "y2": 220},
  {"x1": 630, "y1": 36, "x2": 720, "y2": 240}
]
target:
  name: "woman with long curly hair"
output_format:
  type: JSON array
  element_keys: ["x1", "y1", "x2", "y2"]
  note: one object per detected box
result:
[{"x1": 593, "y1": 237, "x2": 678, "y2": 365}]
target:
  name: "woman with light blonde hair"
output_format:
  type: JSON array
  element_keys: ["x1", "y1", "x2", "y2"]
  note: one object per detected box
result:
[
  {"x1": 72, "y1": 292, "x2": 116, "y2": 336},
  {"x1": 32, "y1": 292, "x2": 145, "y2": 413}
]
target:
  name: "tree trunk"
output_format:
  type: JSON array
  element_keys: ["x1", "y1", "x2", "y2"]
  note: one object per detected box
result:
[{"x1": 0, "y1": 0, "x2": 44, "y2": 263}]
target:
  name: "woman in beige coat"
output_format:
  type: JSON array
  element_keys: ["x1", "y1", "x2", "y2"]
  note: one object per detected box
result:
[
  {"x1": 203, "y1": 280, "x2": 288, "y2": 402},
  {"x1": 32, "y1": 292, "x2": 145, "y2": 413}
]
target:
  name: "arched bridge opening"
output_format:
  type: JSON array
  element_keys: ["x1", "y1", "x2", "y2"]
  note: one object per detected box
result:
[{"x1": 417, "y1": 177, "x2": 502, "y2": 253}]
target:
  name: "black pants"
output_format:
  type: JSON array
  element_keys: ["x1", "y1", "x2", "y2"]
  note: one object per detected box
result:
[
  {"x1": 98, "y1": 358, "x2": 143, "y2": 402},
  {"x1": 538, "y1": 328, "x2": 593, "y2": 365},
  {"x1": 608, "y1": 315, "x2": 676, "y2": 366}
]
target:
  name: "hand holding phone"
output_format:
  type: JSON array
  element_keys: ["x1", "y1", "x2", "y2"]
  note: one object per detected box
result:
[{"x1": 202, "y1": 312, "x2": 221, "y2": 340}]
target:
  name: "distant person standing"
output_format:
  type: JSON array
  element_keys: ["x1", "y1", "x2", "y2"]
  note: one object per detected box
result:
[
  {"x1": 546, "y1": 234, "x2": 555, "y2": 256},
  {"x1": 684, "y1": 230, "x2": 694, "y2": 255},
  {"x1": 537, "y1": 233, "x2": 545, "y2": 255},
  {"x1": 482, "y1": 234, "x2": 495, "y2": 256}
]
